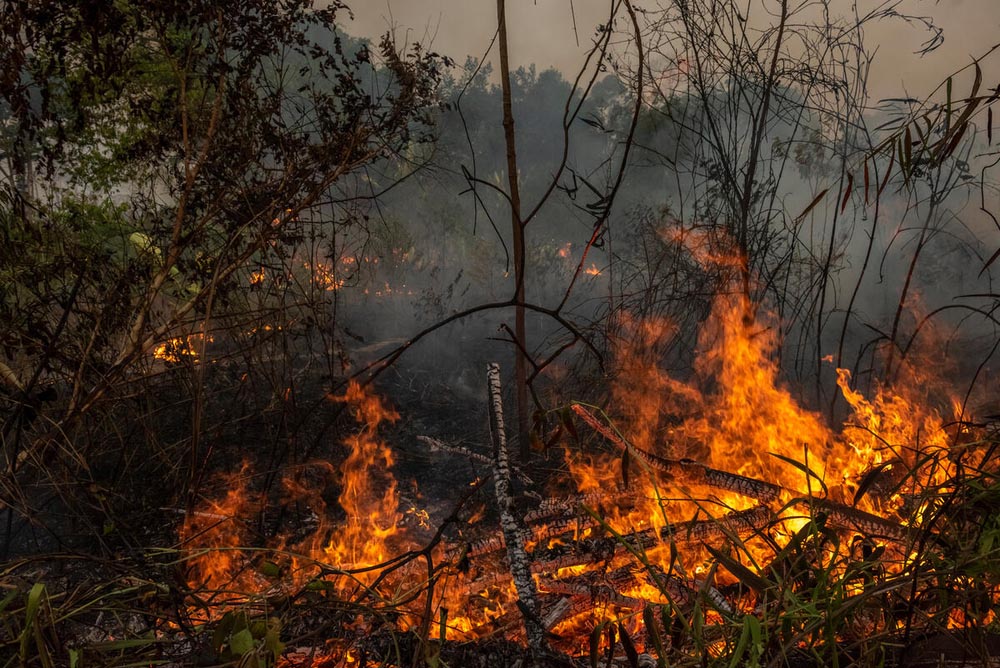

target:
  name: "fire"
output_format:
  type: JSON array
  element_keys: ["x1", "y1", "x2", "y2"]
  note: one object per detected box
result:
[
  {"x1": 568, "y1": 288, "x2": 961, "y2": 563},
  {"x1": 303, "y1": 260, "x2": 346, "y2": 291},
  {"x1": 177, "y1": 463, "x2": 266, "y2": 612},
  {"x1": 179, "y1": 381, "x2": 413, "y2": 628},
  {"x1": 558, "y1": 242, "x2": 572, "y2": 259},
  {"x1": 176, "y1": 235, "x2": 992, "y2": 660},
  {"x1": 552, "y1": 232, "x2": 977, "y2": 648},
  {"x1": 153, "y1": 333, "x2": 214, "y2": 363},
  {"x1": 323, "y1": 381, "x2": 404, "y2": 571},
  {"x1": 584, "y1": 263, "x2": 602, "y2": 276}
]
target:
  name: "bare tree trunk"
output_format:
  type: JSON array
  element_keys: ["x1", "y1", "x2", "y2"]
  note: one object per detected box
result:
[{"x1": 496, "y1": 0, "x2": 530, "y2": 460}]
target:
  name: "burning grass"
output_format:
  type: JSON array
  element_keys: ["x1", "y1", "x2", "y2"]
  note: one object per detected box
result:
[{"x1": 4, "y1": 292, "x2": 1000, "y2": 667}]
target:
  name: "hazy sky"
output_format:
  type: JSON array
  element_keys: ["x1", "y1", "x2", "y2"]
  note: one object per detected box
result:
[{"x1": 346, "y1": 0, "x2": 999, "y2": 100}]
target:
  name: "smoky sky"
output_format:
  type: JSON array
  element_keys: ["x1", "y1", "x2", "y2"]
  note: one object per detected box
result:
[{"x1": 347, "y1": 0, "x2": 999, "y2": 100}]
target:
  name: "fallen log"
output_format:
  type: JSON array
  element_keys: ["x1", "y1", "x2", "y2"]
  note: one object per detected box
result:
[{"x1": 524, "y1": 489, "x2": 643, "y2": 524}]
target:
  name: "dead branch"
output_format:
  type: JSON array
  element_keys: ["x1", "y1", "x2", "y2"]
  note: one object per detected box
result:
[
  {"x1": 571, "y1": 404, "x2": 783, "y2": 502},
  {"x1": 487, "y1": 362, "x2": 544, "y2": 648},
  {"x1": 807, "y1": 498, "x2": 916, "y2": 543},
  {"x1": 417, "y1": 435, "x2": 534, "y2": 486}
]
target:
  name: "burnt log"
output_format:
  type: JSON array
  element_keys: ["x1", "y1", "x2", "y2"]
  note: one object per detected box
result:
[{"x1": 465, "y1": 505, "x2": 774, "y2": 589}]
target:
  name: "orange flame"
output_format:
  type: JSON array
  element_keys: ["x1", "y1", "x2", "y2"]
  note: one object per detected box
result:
[
  {"x1": 179, "y1": 234, "x2": 983, "y2": 656},
  {"x1": 324, "y1": 381, "x2": 404, "y2": 572},
  {"x1": 153, "y1": 334, "x2": 213, "y2": 363}
]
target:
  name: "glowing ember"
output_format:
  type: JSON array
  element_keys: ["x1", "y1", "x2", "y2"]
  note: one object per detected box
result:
[
  {"x1": 303, "y1": 260, "x2": 346, "y2": 291},
  {"x1": 153, "y1": 334, "x2": 213, "y2": 363}
]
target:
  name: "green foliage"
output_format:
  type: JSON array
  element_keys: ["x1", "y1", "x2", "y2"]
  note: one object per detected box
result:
[
  {"x1": 212, "y1": 611, "x2": 284, "y2": 667},
  {"x1": 0, "y1": 0, "x2": 444, "y2": 590}
]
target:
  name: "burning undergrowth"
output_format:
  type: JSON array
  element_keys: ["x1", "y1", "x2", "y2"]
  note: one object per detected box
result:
[{"x1": 162, "y1": 255, "x2": 1000, "y2": 666}]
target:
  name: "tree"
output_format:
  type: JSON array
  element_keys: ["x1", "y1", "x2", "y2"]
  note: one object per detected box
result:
[{"x1": 0, "y1": 0, "x2": 443, "y2": 550}]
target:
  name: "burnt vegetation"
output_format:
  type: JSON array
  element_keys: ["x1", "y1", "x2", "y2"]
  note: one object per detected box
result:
[{"x1": 2, "y1": 1, "x2": 1000, "y2": 667}]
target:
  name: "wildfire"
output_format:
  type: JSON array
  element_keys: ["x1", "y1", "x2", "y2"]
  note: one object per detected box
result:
[
  {"x1": 323, "y1": 381, "x2": 404, "y2": 571},
  {"x1": 179, "y1": 381, "x2": 414, "y2": 628},
  {"x1": 550, "y1": 234, "x2": 976, "y2": 643},
  {"x1": 177, "y1": 463, "x2": 259, "y2": 602},
  {"x1": 153, "y1": 333, "x2": 214, "y2": 363},
  {"x1": 175, "y1": 238, "x2": 995, "y2": 661},
  {"x1": 303, "y1": 260, "x2": 346, "y2": 291},
  {"x1": 584, "y1": 263, "x2": 602, "y2": 276}
]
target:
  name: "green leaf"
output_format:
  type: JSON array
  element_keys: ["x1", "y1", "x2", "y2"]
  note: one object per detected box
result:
[
  {"x1": 264, "y1": 620, "x2": 285, "y2": 662},
  {"x1": 589, "y1": 623, "x2": 603, "y2": 668},
  {"x1": 643, "y1": 606, "x2": 667, "y2": 667},
  {"x1": 212, "y1": 611, "x2": 236, "y2": 653},
  {"x1": 0, "y1": 589, "x2": 18, "y2": 614},
  {"x1": 258, "y1": 561, "x2": 281, "y2": 578},
  {"x1": 728, "y1": 617, "x2": 751, "y2": 668},
  {"x1": 618, "y1": 623, "x2": 639, "y2": 667},
  {"x1": 769, "y1": 451, "x2": 827, "y2": 496},
  {"x1": 230, "y1": 628, "x2": 256, "y2": 656},
  {"x1": 705, "y1": 544, "x2": 771, "y2": 594},
  {"x1": 20, "y1": 583, "x2": 46, "y2": 661},
  {"x1": 853, "y1": 461, "x2": 895, "y2": 506}
]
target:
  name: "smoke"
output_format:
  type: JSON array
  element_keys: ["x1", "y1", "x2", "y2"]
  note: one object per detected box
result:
[{"x1": 326, "y1": 3, "x2": 1000, "y2": 428}]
